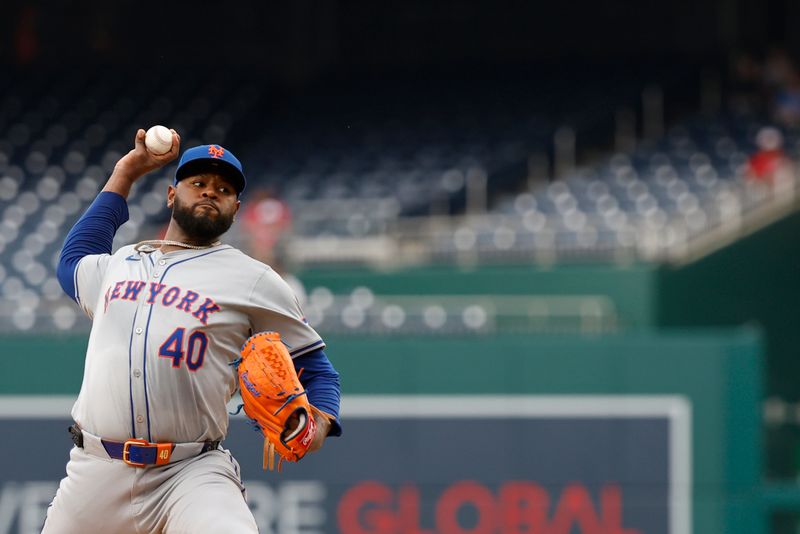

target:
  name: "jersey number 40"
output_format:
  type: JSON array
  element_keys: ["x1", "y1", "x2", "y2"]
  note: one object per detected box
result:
[{"x1": 158, "y1": 327, "x2": 207, "y2": 371}]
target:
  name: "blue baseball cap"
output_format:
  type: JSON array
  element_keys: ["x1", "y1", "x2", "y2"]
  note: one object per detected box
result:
[{"x1": 174, "y1": 144, "x2": 246, "y2": 195}]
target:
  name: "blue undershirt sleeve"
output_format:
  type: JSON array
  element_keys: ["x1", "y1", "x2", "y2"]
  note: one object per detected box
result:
[
  {"x1": 56, "y1": 191, "x2": 130, "y2": 301},
  {"x1": 293, "y1": 348, "x2": 342, "y2": 437}
]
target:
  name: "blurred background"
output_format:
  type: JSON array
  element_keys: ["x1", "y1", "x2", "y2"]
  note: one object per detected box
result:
[{"x1": 1, "y1": 0, "x2": 800, "y2": 532}]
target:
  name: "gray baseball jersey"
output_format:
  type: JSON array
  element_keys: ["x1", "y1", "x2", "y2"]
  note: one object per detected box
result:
[
  {"x1": 72, "y1": 242, "x2": 323, "y2": 443},
  {"x1": 44, "y1": 242, "x2": 321, "y2": 533}
]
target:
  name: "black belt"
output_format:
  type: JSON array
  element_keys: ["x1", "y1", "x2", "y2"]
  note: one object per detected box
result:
[{"x1": 69, "y1": 424, "x2": 220, "y2": 467}]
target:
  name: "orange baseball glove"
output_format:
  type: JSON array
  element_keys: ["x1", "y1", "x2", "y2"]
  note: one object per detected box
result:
[{"x1": 237, "y1": 331, "x2": 318, "y2": 470}]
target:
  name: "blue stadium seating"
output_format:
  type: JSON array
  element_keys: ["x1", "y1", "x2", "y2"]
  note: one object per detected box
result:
[{"x1": 0, "y1": 70, "x2": 790, "y2": 331}]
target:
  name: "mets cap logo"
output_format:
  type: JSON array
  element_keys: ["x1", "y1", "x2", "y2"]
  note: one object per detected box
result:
[{"x1": 208, "y1": 145, "x2": 225, "y2": 159}]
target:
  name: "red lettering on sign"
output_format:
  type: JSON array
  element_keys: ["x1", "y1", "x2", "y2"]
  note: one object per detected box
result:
[
  {"x1": 499, "y1": 481, "x2": 550, "y2": 534},
  {"x1": 338, "y1": 481, "x2": 393, "y2": 534},
  {"x1": 548, "y1": 484, "x2": 603, "y2": 534},
  {"x1": 336, "y1": 481, "x2": 642, "y2": 534},
  {"x1": 436, "y1": 481, "x2": 495, "y2": 534},
  {"x1": 399, "y1": 485, "x2": 435, "y2": 534}
]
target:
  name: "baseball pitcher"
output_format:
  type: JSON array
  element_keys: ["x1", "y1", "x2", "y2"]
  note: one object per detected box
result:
[{"x1": 43, "y1": 129, "x2": 342, "y2": 533}]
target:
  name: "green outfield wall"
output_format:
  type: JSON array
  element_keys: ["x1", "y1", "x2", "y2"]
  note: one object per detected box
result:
[
  {"x1": 0, "y1": 328, "x2": 764, "y2": 533},
  {"x1": 299, "y1": 263, "x2": 660, "y2": 328},
  {"x1": 657, "y1": 210, "x2": 800, "y2": 401}
]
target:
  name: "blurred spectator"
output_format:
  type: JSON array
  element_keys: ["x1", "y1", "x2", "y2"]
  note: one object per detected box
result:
[
  {"x1": 728, "y1": 48, "x2": 800, "y2": 128},
  {"x1": 747, "y1": 127, "x2": 795, "y2": 190},
  {"x1": 240, "y1": 188, "x2": 307, "y2": 306},
  {"x1": 241, "y1": 188, "x2": 292, "y2": 266},
  {"x1": 773, "y1": 72, "x2": 800, "y2": 127},
  {"x1": 759, "y1": 48, "x2": 800, "y2": 127},
  {"x1": 154, "y1": 186, "x2": 307, "y2": 305}
]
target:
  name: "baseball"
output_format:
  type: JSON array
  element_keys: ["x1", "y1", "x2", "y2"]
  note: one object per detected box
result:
[{"x1": 145, "y1": 125, "x2": 173, "y2": 155}]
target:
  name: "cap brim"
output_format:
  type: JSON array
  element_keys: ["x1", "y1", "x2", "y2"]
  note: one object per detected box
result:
[{"x1": 175, "y1": 159, "x2": 246, "y2": 194}]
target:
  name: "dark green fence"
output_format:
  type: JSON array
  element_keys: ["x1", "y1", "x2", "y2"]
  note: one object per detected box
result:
[{"x1": 0, "y1": 328, "x2": 764, "y2": 533}]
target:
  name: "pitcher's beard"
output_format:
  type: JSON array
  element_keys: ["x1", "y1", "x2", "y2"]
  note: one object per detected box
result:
[{"x1": 171, "y1": 197, "x2": 234, "y2": 244}]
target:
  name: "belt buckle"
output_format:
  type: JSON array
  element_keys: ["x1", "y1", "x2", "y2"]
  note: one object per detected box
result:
[
  {"x1": 122, "y1": 439, "x2": 149, "y2": 467},
  {"x1": 122, "y1": 439, "x2": 174, "y2": 467}
]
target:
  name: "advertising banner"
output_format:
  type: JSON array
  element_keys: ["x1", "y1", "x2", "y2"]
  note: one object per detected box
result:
[{"x1": 0, "y1": 395, "x2": 690, "y2": 534}]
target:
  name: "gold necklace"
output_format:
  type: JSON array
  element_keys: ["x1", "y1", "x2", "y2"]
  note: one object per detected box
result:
[{"x1": 134, "y1": 239, "x2": 222, "y2": 253}]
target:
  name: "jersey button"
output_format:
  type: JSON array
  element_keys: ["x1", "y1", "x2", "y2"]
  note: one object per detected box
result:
[
  {"x1": 153, "y1": 272, "x2": 160, "y2": 277},
  {"x1": 133, "y1": 369, "x2": 141, "y2": 378},
  {"x1": 158, "y1": 260, "x2": 166, "y2": 266},
  {"x1": 135, "y1": 327, "x2": 143, "y2": 334},
  {"x1": 137, "y1": 415, "x2": 144, "y2": 423}
]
